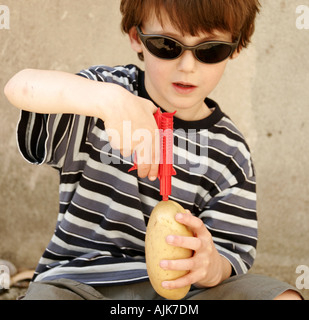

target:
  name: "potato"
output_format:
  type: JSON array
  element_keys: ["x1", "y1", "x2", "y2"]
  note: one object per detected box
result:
[{"x1": 145, "y1": 200, "x2": 193, "y2": 300}]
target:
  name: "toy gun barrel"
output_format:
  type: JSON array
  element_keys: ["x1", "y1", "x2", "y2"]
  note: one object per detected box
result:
[{"x1": 129, "y1": 108, "x2": 176, "y2": 201}]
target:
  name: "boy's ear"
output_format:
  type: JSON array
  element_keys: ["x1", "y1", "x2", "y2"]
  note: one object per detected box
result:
[
  {"x1": 231, "y1": 47, "x2": 242, "y2": 60},
  {"x1": 128, "y1": 27, "x2": 143, "y2": 54}
]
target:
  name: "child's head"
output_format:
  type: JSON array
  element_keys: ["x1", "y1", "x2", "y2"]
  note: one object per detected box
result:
[
  {"x1": 120, "y1": 0, "x2": 261, "y2": 119},
  {"x1": 121, "y1": 0, "x2": 261, "y2": 61}
]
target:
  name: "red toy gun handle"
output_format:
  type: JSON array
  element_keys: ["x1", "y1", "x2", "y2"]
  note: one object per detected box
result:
[{"x1": 129, "y1": 108, "x2": 176, "y2": 201}]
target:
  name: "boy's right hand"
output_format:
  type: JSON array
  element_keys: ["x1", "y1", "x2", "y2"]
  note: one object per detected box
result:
[
  {"x1": 101, "y1": 86, "x2": 160, "y2": 181},
  {"x1": 4, "y1": 69, "x2": 160, "y2": 180}
]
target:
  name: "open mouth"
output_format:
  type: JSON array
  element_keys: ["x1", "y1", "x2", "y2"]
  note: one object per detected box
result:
[
  {"x1": 172, "y1": 82, "x2": 197, "y2": 93},
  {"x1": 174, "y1": 82, "x2": 195, "y2": 88}
]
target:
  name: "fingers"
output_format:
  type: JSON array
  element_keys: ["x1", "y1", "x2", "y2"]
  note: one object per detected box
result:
[
  {"x1": 106, "y1": 120, "x2": 160, "y2": 180},
  {"x1": 103, "y1": 94, "x2": 160, "y2": 178},
  {"x1": 148, "y1": 163, "x2": 159, "y2": 181},
  {"x1": 161, "y1": 273, "x2": 197, "y2": 290},
  {"x1": 137, "y1": 163, "x2": 159, "y2": 180},
  {"x1": 175, "y1": 212, "x2": 211, "y2": 240},
  {"x1": 160, "y1": 258, "x2": 194, "y2": 272},
  {"x1": 160, "y1": 259, "x2": 204, "y2": 290},
  {"x1": 134, "y1": 133, "x2": 159, "y2": 180},
  {"x1": 166, "y1": 234, "x2": 202, "y2": 251},
  {"x1": 104, "y1": 98, "x2": 161, "y2": 180},
  {"x1": 160, "y1": 212, "x2": 222, "y2": 290}
]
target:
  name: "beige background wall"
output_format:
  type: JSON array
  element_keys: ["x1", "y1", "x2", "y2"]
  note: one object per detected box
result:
[{"x1": 1, "y1": 0, "x2": 308, "y2": 298}]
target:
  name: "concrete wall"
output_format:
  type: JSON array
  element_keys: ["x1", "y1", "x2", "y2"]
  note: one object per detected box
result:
[{"x1": 1, "y1": 0, "x2": 308, "y2": 298}]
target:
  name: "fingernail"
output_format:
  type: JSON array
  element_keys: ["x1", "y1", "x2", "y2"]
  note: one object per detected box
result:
[
  {"x1": 149, "y1": 176, "x2": 157, "y2": 181},
  {"x1": 161, "y1": 281, "x2": 170, "y2": 289},
  {"x1": 176, "y1": 213, "x2": 183, "y2": 220},
  {"x1": 166, "y1": 235, "x2": 174, "y2": 244},
  {"x1": 160, "y1": 260, "x2": 168, "y2": 269}
]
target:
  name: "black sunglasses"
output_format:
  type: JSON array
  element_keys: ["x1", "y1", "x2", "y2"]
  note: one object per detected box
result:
[{"x1": 136, "y1": 26, "x2": 240, "y2": 64}]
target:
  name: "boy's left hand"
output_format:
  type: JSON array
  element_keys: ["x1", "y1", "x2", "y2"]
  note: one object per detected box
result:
[{"x1": 159, "y1": 211, "x2": 232, "y2": 290}]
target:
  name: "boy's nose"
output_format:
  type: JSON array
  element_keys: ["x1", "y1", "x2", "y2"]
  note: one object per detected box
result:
[{"x1": 177, "y1": 50, "x2": 197, "y2": 73}]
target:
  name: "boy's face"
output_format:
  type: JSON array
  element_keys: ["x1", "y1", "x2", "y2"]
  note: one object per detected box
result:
[{"x1": 129, "y1": 11, "x2": 237, "y2": 121}]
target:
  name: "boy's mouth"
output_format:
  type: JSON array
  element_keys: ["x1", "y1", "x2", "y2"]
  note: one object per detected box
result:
[
  {"x1": 173, "y1": 82, "x2": 195, "y2": 88},
  {"x1": 172, "y1": 82, "x2": 197, "y2": 93}
]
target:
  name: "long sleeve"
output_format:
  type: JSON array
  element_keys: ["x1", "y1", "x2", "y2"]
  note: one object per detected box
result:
[
  {"x1": 197, "y1": 117, "x2": 258, "y2": 275},
  {"x1": 200, "y1": 175, "x2": 257, "y2": 275},
  {"x1": 17, "y1": 111, "x2": 91, "y2": 171}
]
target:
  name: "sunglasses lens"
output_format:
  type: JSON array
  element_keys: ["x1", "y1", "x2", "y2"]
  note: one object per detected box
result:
[
  {"x1": 146, "y1": 38, "x2": 182, "y2": 59},
  {"x1": 196, "y1": 43, "x2": 233, "y2": 64}
]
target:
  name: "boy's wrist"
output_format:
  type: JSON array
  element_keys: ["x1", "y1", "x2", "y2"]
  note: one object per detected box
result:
[
  {"x1": 195, "y1": 255, "x2": 232, "y2": 289},
  {"x1": 94, "y1": 83, "x2": 131, "y2": 121},
  {"x1": 217, "y1": 255, "x2": 233, "y2": 284},
  {"x1": 212, "y1": 255, "x2": 233, "y2": 287}
]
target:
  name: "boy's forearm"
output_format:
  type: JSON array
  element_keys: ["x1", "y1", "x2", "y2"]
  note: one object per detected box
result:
[
  {"x1": 4, "y1": 69, "x2": 122, "y2": 120},
  {"x1": 5, "y1": 69, "x2": 160, "y2": 180}
]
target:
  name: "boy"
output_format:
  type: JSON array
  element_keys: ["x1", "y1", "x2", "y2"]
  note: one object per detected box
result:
[{"x1": 4, "y1": 0, "x2": 302, "y2": 300}]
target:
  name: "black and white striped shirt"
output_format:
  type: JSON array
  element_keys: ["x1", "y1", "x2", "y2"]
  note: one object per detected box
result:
[{"x1": 17, "y1": 64, "x2": 257, "y2": 286}]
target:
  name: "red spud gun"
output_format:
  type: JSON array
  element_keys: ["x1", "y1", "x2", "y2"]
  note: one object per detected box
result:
[{"x1": 129, "y1": 108, "x2": 176, "y2": 201}]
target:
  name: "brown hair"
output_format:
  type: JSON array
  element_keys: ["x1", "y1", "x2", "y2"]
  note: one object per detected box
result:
[{"x1": 120, "y1": 0, "x2": 261, "y2": 59}]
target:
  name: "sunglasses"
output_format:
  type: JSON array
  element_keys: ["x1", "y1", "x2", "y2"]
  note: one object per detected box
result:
[{"x1": 136, "y1": 26, "x2": 240, "y2": 64}]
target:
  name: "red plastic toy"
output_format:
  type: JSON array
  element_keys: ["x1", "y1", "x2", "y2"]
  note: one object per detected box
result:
[{"x1": 129, "y1": 108, "x2": 176, "y2": 201}]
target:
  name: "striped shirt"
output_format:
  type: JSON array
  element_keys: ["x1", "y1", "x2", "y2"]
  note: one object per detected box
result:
[{"x1": 17, "y1": 64, "x2": 257, "y2": 286}]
